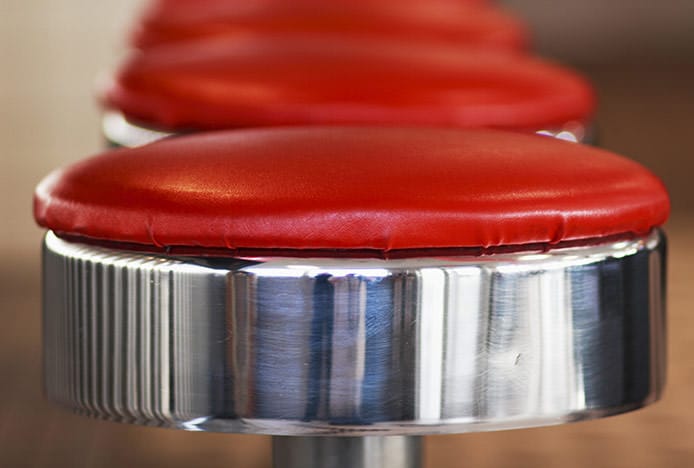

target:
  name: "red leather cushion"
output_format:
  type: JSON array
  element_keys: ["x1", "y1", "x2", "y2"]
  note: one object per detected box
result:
[
  {"x1": 35, "y1": 127, "x2": 669, "y2": 255},
  {"x1": 133, "y1": 1, "x2": 527, "y2": 52},
  {"x1": 105, "y1": 36, "x2": 594, "y2": 133}
]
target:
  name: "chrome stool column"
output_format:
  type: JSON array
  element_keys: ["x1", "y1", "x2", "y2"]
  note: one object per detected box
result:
[
  {"x1": 35, "y1": 127, "x2": 669, "y2": 468},
  {"x1": 272, "y1": 436, "x2": 422, "y2": 468}
]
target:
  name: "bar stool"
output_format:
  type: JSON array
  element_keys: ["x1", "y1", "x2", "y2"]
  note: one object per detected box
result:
[
  {"x1": 35, "y1": 127, "x2": 668, "y2": 468},
  {"x1": 131, "y1": 1, "x2": 528, "y2": 52},
  {"x1": 102, "y1": 37, "x2": 595, "y2": 147}
]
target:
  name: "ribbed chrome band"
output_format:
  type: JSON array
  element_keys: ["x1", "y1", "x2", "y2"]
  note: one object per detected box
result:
[
  {"x1": 42, "y1": 230, "x2": 666, "y2": 436},
  {"x1": 101, "y1": 111, "x2": 595, "y2": 148}
]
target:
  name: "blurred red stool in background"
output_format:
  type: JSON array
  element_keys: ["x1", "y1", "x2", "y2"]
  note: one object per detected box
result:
[
  {"x1": 131, "y1": 0, "x2": 528, "y2": 52},
  {"x1": 102, "y1": 37, "x2": 595, "y2": 147}
]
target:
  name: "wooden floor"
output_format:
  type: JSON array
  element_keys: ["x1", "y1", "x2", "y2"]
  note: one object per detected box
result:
[{"x1": 2, "y1": 64, "x2": 694, "y2": 467}]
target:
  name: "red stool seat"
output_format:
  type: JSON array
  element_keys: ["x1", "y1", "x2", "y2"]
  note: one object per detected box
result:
[
  {"x1": 132, "y1": 1, "x2": 527, "y2": 52},
  {"x1": 105, "y1": 36, "x2": 594, "y2": 134},
  {"x1": 144, "y1": 0, "x2": 492, "y2": 13},
  {"x1": 35, "y1": 127, "x2": 669, "y2": 255}
]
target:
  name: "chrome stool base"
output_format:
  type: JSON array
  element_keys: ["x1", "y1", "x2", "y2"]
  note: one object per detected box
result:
[
  {"x1": 42, "y1": 231, "x2": 665, "y2": 467},
  {"x1": 43, "y1": 230, "x2": 666, "y2": 434}
]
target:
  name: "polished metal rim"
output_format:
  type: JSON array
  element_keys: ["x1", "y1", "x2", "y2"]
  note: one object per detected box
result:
[
  {"x1": 42, "y1": 230, "x2": 666, "y2": 436},
  {"x1": 102, "y1": 112, "x2": 172, "y2": 147},
  {"x1": 101, "y1": 111, "x2": 595, "y2": 148}
]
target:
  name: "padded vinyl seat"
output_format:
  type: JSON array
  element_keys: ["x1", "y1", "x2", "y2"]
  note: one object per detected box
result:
[{"x1": 37, "y1": 127, "x2": 666, "y2": 253}]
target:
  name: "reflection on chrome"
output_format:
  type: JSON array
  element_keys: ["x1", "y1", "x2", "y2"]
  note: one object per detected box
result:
[
  {"x1": 42, "y1": 230, "x2": 666, "y2": 435},
  {"x1": 536, "y1": 120, "x2": 595, "y2": 144},
  {"x1": 102, "y1": 111, "x2": 172, "y2": 148}
]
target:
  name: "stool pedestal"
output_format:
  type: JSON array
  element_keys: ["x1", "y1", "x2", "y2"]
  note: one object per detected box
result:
[{"x1": 273, "y1": 436, "x2": 422, "y2": 468}]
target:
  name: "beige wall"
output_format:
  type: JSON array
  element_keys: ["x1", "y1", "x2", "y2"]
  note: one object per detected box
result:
[{"x1": 1, "y1": 0, "x2": 143, "y2": 264}]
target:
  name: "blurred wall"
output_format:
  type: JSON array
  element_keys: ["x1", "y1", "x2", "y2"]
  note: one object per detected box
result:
[
  {"x1": 504, "y1": 0, "x2": 694, "y2": 64},
  {"x1": 1, "y1": 0, "x2": 143, "y2": 265}
]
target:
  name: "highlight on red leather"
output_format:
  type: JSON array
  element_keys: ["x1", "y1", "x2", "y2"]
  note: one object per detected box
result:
[
  {"x1": 105, "y1": 36, "x2": 595, "y2": 133},
  {"x1": 35, "y1": 127, "x2": 670, "y2": 255},
  {"x1": 132, "y1": 0, "x2": 528, "y2": 52}
]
